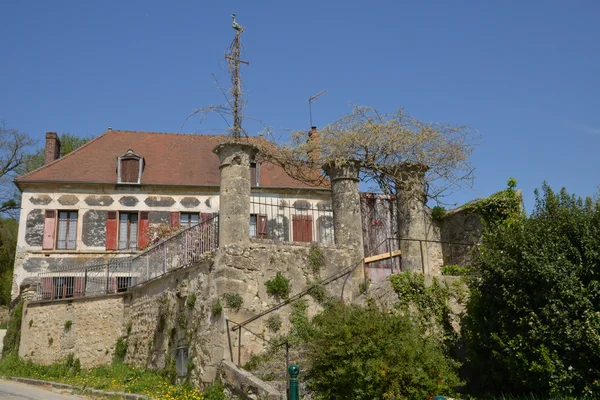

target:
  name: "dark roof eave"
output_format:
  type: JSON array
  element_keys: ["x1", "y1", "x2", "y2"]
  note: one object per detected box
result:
[{"x1": 15, "y1": 180, "x2": 330, "y2": 192}]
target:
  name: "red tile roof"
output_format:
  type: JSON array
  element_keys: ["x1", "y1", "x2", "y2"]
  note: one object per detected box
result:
[{"x1": 16, "y1": 130, "x2": 324, "y2": 190}]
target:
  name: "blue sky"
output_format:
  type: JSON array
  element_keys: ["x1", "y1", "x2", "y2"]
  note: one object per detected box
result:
[{"x1": 1, "y1": 1, "x2": 599, "y2": 212}]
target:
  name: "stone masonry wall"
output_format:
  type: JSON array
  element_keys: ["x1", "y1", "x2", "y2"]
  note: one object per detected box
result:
[{"x1": 20, "y1": 295, "x2": 125, "y2": 368}]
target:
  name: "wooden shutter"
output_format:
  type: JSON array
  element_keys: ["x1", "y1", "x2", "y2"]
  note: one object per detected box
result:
[
  {"x1": 138, "y1": 211, "x2": 150, "y2": 248},
  {"x1": 73, "y1": 277, "x2": 85, "y2": 297},
  {"x1": 258, "y1": 215, "x2": 268, "y2": 238},
  {"x1": 121, "y1": 158, "x2": 139, "y2": 183},
  {"x1": 42, "y1": 210, "x2": 56, "y2": 250},
  {"x1": 106, "y1": 211, "x2": 118, "y2": 250},
  {"x1": 170, "y1": 212, "x2": 180, "y2": 228},
  {"x1": 292, "y1": 215, "x2": 313, "y2": 243},
  {"x1": 41, "y1": 277, "x2": 53, "y2": 300}
]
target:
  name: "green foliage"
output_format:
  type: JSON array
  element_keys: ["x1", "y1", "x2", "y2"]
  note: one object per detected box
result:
[
  {"x1": 303, "y1": 302, "x2": 462, "y2": 400},
  {"x1": 202, "y1": 378, "x2": 229, "y2": 400},
  {"x1": 389, "y1": 272, "x2": 459, "y2": 354},
  {"x1": 440, "y1": 264, "x2": 471, "y2": 276},
  {"x1": 359, "y1": 277, "x2": 371, "y2": 294},
  {"x1": 178, "y1": 312, "x2": 187, "y2": 328},
  {"x1": 465, "y1": 184, "x2": 600, "y2": 397},
  {"x1": 160, "y1": 355, "x2": 177, "y2": 384},
  {"x1": 0, "y1": 218, "x2": 18, "y2": 306},
  {"x1": 126, "y1": 320, "x2": 132, "y2": 335},
  {"x1": 307, "y1": 281, "x2": 326, "y2": 304},
  {"x1": 2, "y1": 300, "x2": 22, "y2": 356},
  {"x1": 48, "y1": 337, "x2": 53, "y2": 346},
  {"x1": 21, "y1": 133, "x2": 91, "y2": 173},
  {"x1": 431, "y1": 205, "x2": 447, "y2": 220},
  {"x1": 64, "y1": 320, "x2": 72, "y2": 330},
  {"x1": 265, "y1": 272, "x2": 291, "y2": 301},
  {"x1": 308, "y1": 243, "x2": 325, "y2": 274},
  {"x1": 266, "y1": 314, "x2": 282, "y2": 333},
  {"x1": 114, "y1": 337, "x2": 128, "y2": 363},
  {"x1": 186, "y1": 293, "x2": 197, "y2": 309},
  {"x1": 289, "y1": 299, "x2": 312, "y2": 342},
  {"x1": 223, "y1": 292, "x2": 243, "y2": 311},
  {"x1": 211, "y1": 300, "x2": 223, "y2": 317},
  {"x1": 28, "y1": 319, "x2": 33, "y2": 328},
  {"x1": 466, "y1": 178, "x2": 522, "y2": 226},
  {"x1": 0, "y1": 353, "x2": 217, "y2": 399}
]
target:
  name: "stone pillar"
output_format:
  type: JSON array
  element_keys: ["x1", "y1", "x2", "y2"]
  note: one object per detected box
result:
[
  {"x1": 395, "y1": 162, "x2": 429, "y2": 272},
  {"x1": 213, "y1": 142, "x2": 259, "y2": 246},
  {"x1": 324, "y1": 160, "x2": 364, "y2": 252}
]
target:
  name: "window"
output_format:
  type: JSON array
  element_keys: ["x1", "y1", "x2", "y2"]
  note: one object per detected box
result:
[
  {"x1": 119, "y1": 213, "x2": 139, "y2": 250},
  {"x1": 116, "y1": 277, "x2": 132, "y2": 293},
  {"x1": 249, "y1": 214, "x2": 267, "y2": 238},
  {"x1": 117, "y1": 150, "x2": 143, "y2": 184},
  {"x1": 53, "y1": 276, "x2": 74, "y2": 299},
  {"x1": 180, "y1": 213, "x2": 199, "y2": 228},
  {"x1": 56, "y1": 211, "x2": 77, "y2": 250},
  {"x1": 250, "y1": 161, "x2": 259, "y2": 187}
]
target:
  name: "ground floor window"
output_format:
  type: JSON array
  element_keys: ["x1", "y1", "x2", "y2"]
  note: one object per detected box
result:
[{"x1": 119, "y1": 213, "x2": 139, "y2": 250}]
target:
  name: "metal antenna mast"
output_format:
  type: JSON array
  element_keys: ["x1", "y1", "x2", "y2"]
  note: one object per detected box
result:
[
  {"x1": 226, "y1": 14, "x2": 249, "y2": 139},
  {"x1": 308, "y1": 90, "x2": 327, "y2": 127}
]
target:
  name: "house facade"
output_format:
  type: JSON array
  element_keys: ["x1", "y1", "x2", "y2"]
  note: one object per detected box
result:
[{"x1": 12, "y1": 130, "x2": 332, "y2": 299}]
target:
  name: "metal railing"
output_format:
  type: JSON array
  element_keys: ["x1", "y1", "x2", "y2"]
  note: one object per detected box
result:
[
  {"x1": 250, "y1": 194, "x2": 334, "y2": 244},
  {"x1": 35, "y1": 214, "x2": 219, "y2": 301}
]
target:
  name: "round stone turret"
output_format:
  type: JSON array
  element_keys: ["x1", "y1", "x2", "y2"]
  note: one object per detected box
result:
[{"x1": 213, "y1": 142, "x2": 259, "y2": 246}]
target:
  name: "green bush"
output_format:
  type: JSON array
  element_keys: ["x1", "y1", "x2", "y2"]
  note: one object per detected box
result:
[
  {"x1": 304, "y1": 302, "x2": 462, "y2": 399},
  {"x1": 211, "y1": 300, "x2": 223, "y2": 317},
  {"x1": 2, "y1": 300, "x2": 22, "y2": 356},
  {"x1": 466, "y1": 178, "x2": 522, "y2": 226},
  {"x1": 114, "y1": 337, "x2": 128, "y2": 363},
  {"x1": 186, "y1": 293, "x2": 197, "y2": 309},
  {"x1": 440, "y1": 264, "x2": 470, "y2": 276},
  {"x1": 266, "y1": 314, "x2": 282, "y2": 333},
  {"x1": 64, "y1": 320, "x2": 72, "y2": 330},
  {"x1": 223, "y1": 293, "x2": 243, "y2": 311},
  {"x1": 431, "y1": 205, "x2": 447, "y2": 220},
  {"x1": 465, "y1": 184, "x2": 600, "y2": 397},
  {"x1": 265, "y1": 272, "x2": 290, "y2": 301},
  {"x1": 308, "y1": 243, "x2": 325, "y2": 274}
]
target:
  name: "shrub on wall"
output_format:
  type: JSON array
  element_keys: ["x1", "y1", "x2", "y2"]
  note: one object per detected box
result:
[
  {"x1": 465, "y1": 184, "x2": 600, "y2": 397},
  {"x1": 265, "y1": 272, "x2": 290, "y2": 301},
  {"x1": 2, "y1": 300, "x2": 22, "y2": 356},
  {"x1": 223, "y1": 293, "x2": 243, "y2": 311}
]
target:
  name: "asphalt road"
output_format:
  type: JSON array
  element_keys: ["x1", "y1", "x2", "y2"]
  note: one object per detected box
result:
[{"x1": 0, "y1": 380, "x2": 89, "y2": 400}]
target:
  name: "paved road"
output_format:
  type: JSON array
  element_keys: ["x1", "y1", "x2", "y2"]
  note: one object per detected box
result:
[{"x1": 0, "y1": 379, "x2": 89, "y2": 400}]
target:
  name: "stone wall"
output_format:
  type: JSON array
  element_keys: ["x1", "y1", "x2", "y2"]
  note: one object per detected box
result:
[
  {"x1": 438, "y1": 206, "x2": 482, "y2": 267},
  {"x1": 17, "y1": 240, "x2": 354, "y2": 385},
  {"x1": 20, "y1": 295, "x2": 125, "y2": 368}
]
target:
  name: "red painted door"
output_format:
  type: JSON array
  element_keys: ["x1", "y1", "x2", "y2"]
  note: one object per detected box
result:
[{"x1": 292, "y1": 215, "x2": 313, "y2": 243}]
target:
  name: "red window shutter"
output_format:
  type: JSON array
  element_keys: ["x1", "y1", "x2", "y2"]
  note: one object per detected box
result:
[
  {"x1": 258, "y1": 215, "x2": 268, "y2": 238},
  {"x1": 106, "y1": 211, "x2": 118, "y2": 250},
  {"x1": 293, "y1": 215, "x2": 313, "y2": 243},
  {"x1": 138, "y1": 211, "x2": 150, "y2": 248},
  {"x1": 42, "y1": 210, "x2": 56, "y2": 250},
  {"x1": 74, "y1": 277, "x2": 85, "y2": 297},
  {"x1": 109, "y1": 277, "x2": 117, "y2": 294},
  {"x1": 170, "y1": 212, "x2": 180, "y2": 228},
  {"x1": 41, "y1": 277, "x2": 53, "y2": 300}
]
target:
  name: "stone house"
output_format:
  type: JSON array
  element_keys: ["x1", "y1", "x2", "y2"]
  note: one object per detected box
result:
[{"x1": 12, "y1": 130, "x2": 333, "y2": 300}]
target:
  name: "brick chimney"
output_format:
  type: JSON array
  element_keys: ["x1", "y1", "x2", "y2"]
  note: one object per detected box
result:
[
  {"x1": 45, "y1": 132, "x2": 61, "y2": 165},
  {"x1": 308, "y1": 126, "x2": 320, "y2": 163}
]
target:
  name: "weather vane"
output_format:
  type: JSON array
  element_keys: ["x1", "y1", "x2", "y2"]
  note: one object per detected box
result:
[{"x1": 226, "y1": 14, "x2": 249, "y2": 138}]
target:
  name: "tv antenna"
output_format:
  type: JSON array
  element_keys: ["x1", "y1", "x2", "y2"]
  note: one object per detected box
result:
[
  {"x1": 226, "y1": 14, "x2": 249, "y2": 138},
  {"x1": 308, "y1": 90, "x2": 327, "y2": 127}
]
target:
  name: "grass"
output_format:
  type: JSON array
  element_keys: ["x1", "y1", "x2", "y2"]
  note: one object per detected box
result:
[{"x1": 0, "y1": 353, "x2": 230, "y2": 400}]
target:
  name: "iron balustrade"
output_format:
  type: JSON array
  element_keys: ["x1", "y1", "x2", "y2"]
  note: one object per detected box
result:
[
  {"x1": 35, "y1": 214, "x2": 219, "y2": 301},
  {"x1": 250, "y1": 194, "x2": 334, "y2": 244}
]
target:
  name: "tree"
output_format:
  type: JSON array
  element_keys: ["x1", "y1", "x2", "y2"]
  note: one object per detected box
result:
[
  {"x1": 465, "y1": 184, "x2": 600, "y2": 397},
  {"x1": 0, "y1": 122, "x2": 35, "y2": 218},
  {"x1": 261, "y1": 106, "x2": 477, "y2": 204},
  {"x1": 19, "y1": 133, "x2": 91, "y2": 174},
  {"x1": 0, "y1": 218, "x2": 18, "y2": 305}
]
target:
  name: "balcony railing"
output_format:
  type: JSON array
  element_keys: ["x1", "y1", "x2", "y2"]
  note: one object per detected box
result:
[{"x1": 35, "y1": 214, "x2": 219, "y2": 301}]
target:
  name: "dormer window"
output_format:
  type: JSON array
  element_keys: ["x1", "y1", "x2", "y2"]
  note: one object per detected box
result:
[{"x1": 117, "y1": 150, "x2": 143, "y2": 184}]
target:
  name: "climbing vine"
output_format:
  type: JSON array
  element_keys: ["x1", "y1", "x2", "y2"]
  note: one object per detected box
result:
[{"x1": 465, "y1": 177, "x2": 522, "y2": 226}]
